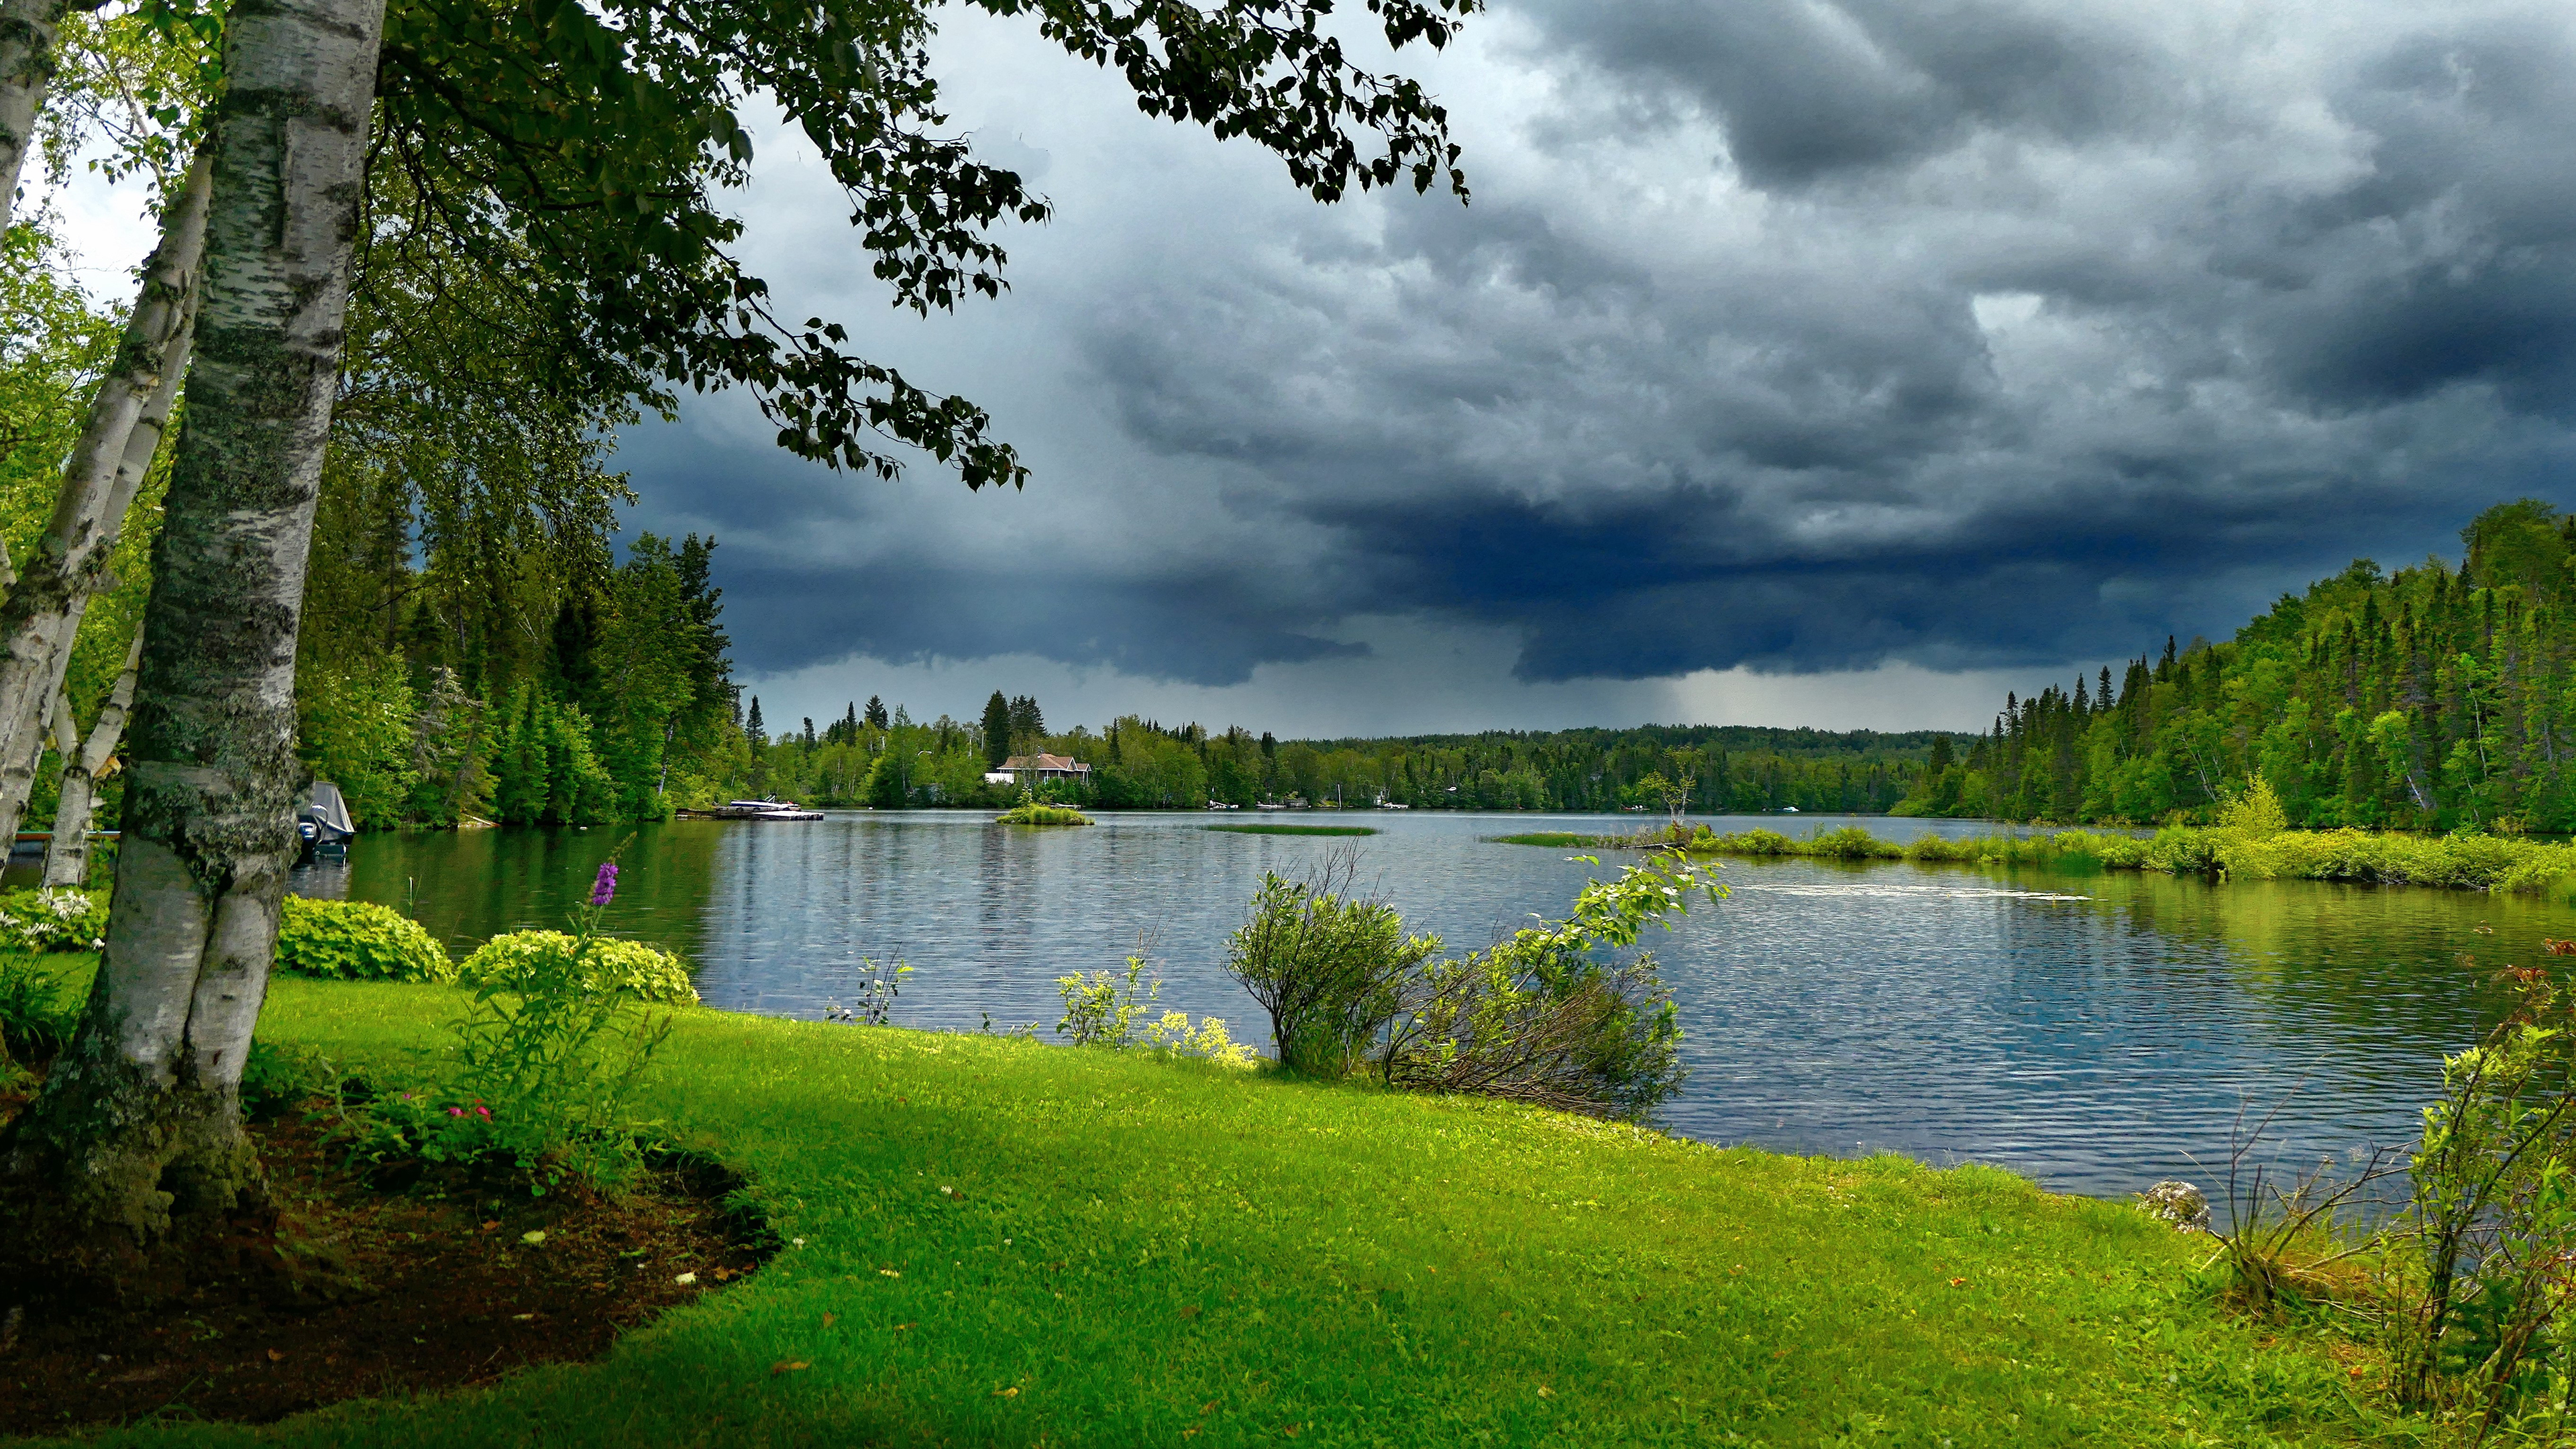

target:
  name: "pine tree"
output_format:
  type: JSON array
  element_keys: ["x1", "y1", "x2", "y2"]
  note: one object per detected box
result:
[
  {"x1": 746, "y1": 695, "x2": 765, "y2": 741},
  {"x1": 981, "y1": 690, "x2": 1012, "y2": 767},
  {"x1": 865, "y1": 694, "x2": 888, "y2": 729}
]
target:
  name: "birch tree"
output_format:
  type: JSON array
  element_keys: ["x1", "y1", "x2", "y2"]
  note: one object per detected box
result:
[
  {"x1": 0, "y1": 148, "x2": 206, "y2": 845},
  {"x1": 42, "y1": 623, "x2": 139, "y2": 887},
  {"x1": 1, "y1": 0, "x2": 386, "y2": 1251},
  {"x1": 0, "y1": 0, "x2": 65, "y2": 229}
]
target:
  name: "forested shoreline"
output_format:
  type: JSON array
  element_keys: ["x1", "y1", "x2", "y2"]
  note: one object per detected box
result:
[
  {"x1": 1897, "y1": 500, "x2": 2576, "y2": 832},
  {"x1": 739, "y1": 702, "x2": 1948, "y2": 814}
]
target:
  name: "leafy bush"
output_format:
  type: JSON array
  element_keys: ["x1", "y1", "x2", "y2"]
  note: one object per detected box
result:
[
  {"x1": 2392, "y1": 965, "x2": 2576, "y2": 1422},
  {"x1": 1383, "y1": 852, "x2": 1723, "y2": 1120},
  {"x1": 276, "y1": 896, "x2": 454, "y2": 982},
  {"x1": 460, "y1": 930, "x2": 698, "y2": 1004},
  {"x1": 1224, "y1": 851, "x2": 1440, "y2": 1075},
  {"x1": 0, "y1": 888, "x2": 106, "y2": 953}
]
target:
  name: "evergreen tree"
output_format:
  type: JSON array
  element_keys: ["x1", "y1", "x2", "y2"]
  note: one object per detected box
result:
[
  {"x1": 866, "y1": 694, "x2": 889, "y2": 729},
  {"x1": 981, "y1": 690, "x2": 1012, "y2": 767},
  {"x1": 747, "y1": 695, "x2": 765, "y2": 741}
]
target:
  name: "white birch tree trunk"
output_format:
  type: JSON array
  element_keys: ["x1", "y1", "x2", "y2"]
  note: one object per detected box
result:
[
  {"x1": 0, "y1": 0, "x2": 66, "y2": 233},
  {"x1": 42, "y1": 627, "x2": 142, "y2": 890},
  {"x1": 2, "y1": 0, "x2": 387, "y2": 1252},
  {"x1": 0, "y1": 150, "x2": 211, "y2": 851}
]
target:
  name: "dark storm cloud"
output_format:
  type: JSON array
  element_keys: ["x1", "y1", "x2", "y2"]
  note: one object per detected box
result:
[
  {"x1": 629, "y1": 0, "x2": 2576, "y2": 698},
  {"x1": 1515, "y1": 0, "x2": 2155, "y2": 187}
]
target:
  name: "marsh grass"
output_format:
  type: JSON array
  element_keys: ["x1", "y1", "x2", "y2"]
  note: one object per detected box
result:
[{"x1": 48, "y1": 964, "x2": 2436, "y2": 1448}]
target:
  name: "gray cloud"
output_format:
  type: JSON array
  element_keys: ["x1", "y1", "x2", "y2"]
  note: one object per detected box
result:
[{"x1": 614, "y1": 0, "x2": 2576, "y2": 716}]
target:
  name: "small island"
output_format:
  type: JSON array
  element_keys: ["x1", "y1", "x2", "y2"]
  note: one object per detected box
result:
[{"x1": 996, "y1": 796, "x2": 1093, "y2": 826}]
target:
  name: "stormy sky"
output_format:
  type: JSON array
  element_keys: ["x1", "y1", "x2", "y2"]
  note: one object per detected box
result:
[{"x1": 64, "y1": 0, "x2": 2576, "y2": 737}]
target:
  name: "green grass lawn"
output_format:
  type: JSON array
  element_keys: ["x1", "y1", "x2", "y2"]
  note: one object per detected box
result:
[
  {"x1": 1205, "y1": 823, "x2": 1379, "y2": 837},
  {"x1": 38, "y1": 977, "x2": 2417, "y2": 1447}
]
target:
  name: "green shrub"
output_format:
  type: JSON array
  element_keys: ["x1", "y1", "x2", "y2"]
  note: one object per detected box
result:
[
  {"x1": 276, "y1": 896, "x2": 454, "y2": 982},
  {"x1": 1224, "y1": 855, "x2": 1442, "y2": 1076},
  {"x1": 0, "y1": 888, "x2": 106, "y2": 953},
  {"x1": 460, "y1": 930, "x2": 699, "y2": 1005},
  {"x1": 1384, "y1": 852, "x2": 1724, "y2": 1121}
]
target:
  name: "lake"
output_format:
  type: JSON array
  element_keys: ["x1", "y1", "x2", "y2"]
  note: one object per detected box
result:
[{"x1": 287, "y1": 810, "x2": 2551, "y2": 1199}]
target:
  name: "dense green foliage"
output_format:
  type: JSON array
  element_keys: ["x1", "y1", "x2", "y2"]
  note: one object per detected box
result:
[
  {"x1": 273, "y1": 897, "x2": 454, "y2": 983},
  {"x1": 52, "y1": 970, "x2": 2418, "y2": 1446},
  {"x1": 458, "y1": 930, "x2": 700, "y2": 1007},
  {"x1": 1901, "y1": 500, "x2": 2576, "y2": 830}
]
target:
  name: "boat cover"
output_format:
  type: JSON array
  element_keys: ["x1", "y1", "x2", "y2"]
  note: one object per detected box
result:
[{"x1": 303, "y1": 781, "x2": 357, "y2": 839}]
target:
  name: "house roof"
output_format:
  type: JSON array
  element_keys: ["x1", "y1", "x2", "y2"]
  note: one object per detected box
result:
[{"x1": 1002, "y1": 753, "x2": 1091, "y2": 772}]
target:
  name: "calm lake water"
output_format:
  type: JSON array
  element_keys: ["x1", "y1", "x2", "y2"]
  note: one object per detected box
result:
[{"x1": 287, "y1": 810, "x2": 2555, "y2": 1199}]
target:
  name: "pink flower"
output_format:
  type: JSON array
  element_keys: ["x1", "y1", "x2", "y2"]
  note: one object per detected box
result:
[
  {"x1": 447, "y1": 1107, "x2": 465, "y2": 1117},
  {"x1": 590, "y1": 860, "x2": 620, "y2": 907}
]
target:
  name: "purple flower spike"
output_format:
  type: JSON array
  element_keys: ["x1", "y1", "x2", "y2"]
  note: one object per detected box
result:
[{"x1": 591, "y1": 860, "x2": 620, "y2": 907}]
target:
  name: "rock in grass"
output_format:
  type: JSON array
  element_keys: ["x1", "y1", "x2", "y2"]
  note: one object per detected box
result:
[{"x1": 2136, "y1": 1181, "x2": 2210, "y2": 1232}]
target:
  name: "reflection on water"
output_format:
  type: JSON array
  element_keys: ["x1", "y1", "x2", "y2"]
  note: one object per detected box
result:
[{"x1": 290, "y1": 811, "x2": 2557, "y2": 1198}]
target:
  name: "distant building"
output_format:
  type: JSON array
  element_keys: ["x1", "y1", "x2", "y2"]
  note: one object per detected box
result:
[{"x1": 1002, "y1": 753, "x2": 1092, "y2": 786}]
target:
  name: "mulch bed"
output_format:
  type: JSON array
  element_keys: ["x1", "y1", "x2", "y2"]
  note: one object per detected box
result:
[{"x1": 0, "y1": 1098, "x2": 770, "y2": 1438}]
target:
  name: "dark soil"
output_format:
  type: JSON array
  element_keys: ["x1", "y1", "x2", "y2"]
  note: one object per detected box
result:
[{"x1": 0, "y1": 1099, "x2": 770, "y2": 1438}]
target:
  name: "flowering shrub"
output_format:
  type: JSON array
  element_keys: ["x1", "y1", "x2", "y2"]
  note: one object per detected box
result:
[
  {"x1": 276, "y1": 896, "x2": 455, "y2": 981},
  {"x1": 459, "y1": 930, "x2": 698, "y2": 1004},
  {"x1": 1057, "y1": 955, "x2": 1255, "y2": 1067},
  {"x1": 0, "y1": 888, "x2": 107, "y2": 953},
  {"x1": 331, "y1": 855, "x2": 680, "y2": 1191}
]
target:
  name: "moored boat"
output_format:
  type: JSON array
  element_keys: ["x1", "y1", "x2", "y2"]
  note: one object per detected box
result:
[{"x1": 698, "y1": 799, "x2": 824, "y2": 821}]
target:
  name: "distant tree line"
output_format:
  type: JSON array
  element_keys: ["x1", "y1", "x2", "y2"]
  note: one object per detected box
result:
[
  {"x1": 739, "y1": 708, "x2": 1950, "y2": 814},
  {"x1": 1897, "y1": 500, "x2": 2576, "y2": 831}
]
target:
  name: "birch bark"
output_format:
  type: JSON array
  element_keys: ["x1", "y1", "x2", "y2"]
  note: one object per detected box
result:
[
  {"x1": 2, "y1": 0, "x2": 387, "y2": 1250},
  {"x1": 0, "y1": 150, "x2": 210, "y2": 849},
  {"x1": 0, "y1": 0, "x2": 65, "y2": 232},
  {"x1": 43, "y1": 627, "x2": 142, "y2": 889}
]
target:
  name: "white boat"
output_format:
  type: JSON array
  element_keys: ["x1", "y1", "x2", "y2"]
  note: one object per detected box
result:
[{"x1": 711, "y1": 798, "x2": 824, "y2": 821}]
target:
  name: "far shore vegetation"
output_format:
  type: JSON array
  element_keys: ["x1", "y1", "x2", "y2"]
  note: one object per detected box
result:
[{"x1": 1499, "y1": 781, "x2": 2576, "y2": 896}]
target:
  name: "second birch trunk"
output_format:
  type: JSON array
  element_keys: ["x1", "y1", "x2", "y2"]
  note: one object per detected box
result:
[
  {"x1": 42, "y1": 627, "x2": 143, "y2": 890},
  {"x1": 0, "y1": 150, "x2": 211, "y2": 849}
]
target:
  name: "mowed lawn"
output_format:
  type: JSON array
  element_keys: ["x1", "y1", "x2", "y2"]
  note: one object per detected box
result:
[{"x1": 44, "y1": 977, "x2": 2416, "y2": 1447}]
